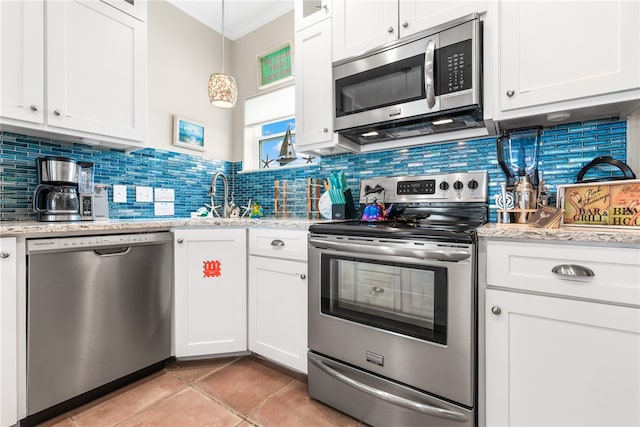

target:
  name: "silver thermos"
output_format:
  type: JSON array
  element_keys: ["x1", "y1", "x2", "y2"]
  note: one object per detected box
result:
[{"x1": 514, "y1": 176, "x2": 536, "y2": 223}]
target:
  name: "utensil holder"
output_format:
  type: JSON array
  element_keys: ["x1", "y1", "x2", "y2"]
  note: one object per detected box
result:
[{"x1": 275, "y1": 178, "x2": 324, "y2": 219}]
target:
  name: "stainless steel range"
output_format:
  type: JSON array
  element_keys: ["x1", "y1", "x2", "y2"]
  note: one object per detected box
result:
[{"x1": 307, "y1": 172, "x2": 488, "y2": 427}]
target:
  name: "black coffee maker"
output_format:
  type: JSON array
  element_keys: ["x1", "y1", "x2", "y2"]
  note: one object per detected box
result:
[{"x1": 32, "y1": 156, "x2": 81, "y2": 222}]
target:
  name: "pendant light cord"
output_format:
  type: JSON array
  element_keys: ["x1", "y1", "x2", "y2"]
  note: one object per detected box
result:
[{"x1": 221, "y1": 0, "x2": 225, "y2": 73}]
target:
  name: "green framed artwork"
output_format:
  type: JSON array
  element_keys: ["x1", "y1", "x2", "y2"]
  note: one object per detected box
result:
[{"x1": 257, "y1": 42, "x2": 293, "y2": 89}]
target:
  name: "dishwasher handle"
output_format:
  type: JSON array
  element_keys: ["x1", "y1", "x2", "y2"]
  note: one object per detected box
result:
[{"x1": 94, "y1": 247, "x2": 131, "y2": 256}]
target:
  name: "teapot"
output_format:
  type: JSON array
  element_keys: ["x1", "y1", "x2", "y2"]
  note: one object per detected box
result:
[{"x1": 360, "y1": 198, "x2": 393, "y2": 221}]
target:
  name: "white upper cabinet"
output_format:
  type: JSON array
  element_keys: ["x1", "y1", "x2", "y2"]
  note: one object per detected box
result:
[
  {"x1": 0, "y1": 0, "x2": 45, "y2": 125},
  {"x1": 498, "y1": 0, "x2": 640, "y2": 119},
  {"x1": 46, "y1": 0, "x2": 147, "y2": 142},
  {"x1": 0, "y1": 0, "x2": 147, "y2": 148},
  {"x1": 101, "y1": 0, "x2": 147, "y2": 22},
  {"x1": 332, "y1": 0, "x2": 397, "y2": 61},
  {"x1": 398, "y1": 0, "x2": 487, "y2": 38},
  {"x1": 295, "y1": 0, "x2": 331, "y2": 31},
  {"x1": 332, "y1": 0, "x2": 487, "y2": 62},
  {"x1": 295, "y1": 19, "x2": 336, "y2": 151}
]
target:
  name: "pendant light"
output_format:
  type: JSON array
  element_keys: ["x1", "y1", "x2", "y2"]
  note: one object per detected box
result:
[{"x1": 208, "y1": 0, "x2": 237, "y2": 108}]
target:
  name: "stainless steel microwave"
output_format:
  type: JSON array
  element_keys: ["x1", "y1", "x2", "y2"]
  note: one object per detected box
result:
[{"x1": 333, "y1": 14, "x2": 483, "y2": 145}]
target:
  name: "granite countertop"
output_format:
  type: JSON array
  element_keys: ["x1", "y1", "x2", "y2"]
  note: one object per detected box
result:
[
  {"x1": 3, "y1": 218, "x2": 639, "y2": 245},
  {"x1": 478, "y1": 223, "x2": 640, "y2": 245},
  {"x1": 0, "y1": 217, "x2": 329, "y2": 237}
]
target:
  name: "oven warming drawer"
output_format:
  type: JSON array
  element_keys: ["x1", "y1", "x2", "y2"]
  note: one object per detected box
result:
[{"x1": 308, "y1": 352, "x2": 474, "y2": 427}]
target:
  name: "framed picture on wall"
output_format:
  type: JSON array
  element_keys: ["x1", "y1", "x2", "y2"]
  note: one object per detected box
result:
[
  {"x1": 173, "y1": 115, "x2": 206, "y2": 151},
  {"x1": 257, "y1": 41, "x2": 294, "y2": 89}
]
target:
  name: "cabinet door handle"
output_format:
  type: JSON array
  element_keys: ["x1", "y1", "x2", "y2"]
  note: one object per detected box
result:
[
  {"x1": 53, "y1": 109, "x2": 62, "y2": 116},
  {"x1": 30, "y1": 104, "x2": 39, "y2": 111},
  {"x1": 323, "y1": 127, "x2": 328, "y2": 133},
  {"x1": 506, "y1": 89, "x2": 515, "y2": 97},
  {"x1": 299, "y1": 273, "x2": 306, "y2": 280},
  {"x1": 402, "y1": 21, "x2": 409, "y2": 28},
  {"x1": 270, "y1": 239, "x2": 285, "y2": 247},
  {"x1": 388, "y1": 26, "x2": 394, "y2": 33},
  {"x1": 0, "y1": 251, "x2": 10, "y2": 259},
  {"x1": 491, "y1": 306, "x2": 501, "y2": 315},
  {"x1": 176, "y1": 238, "x2": 184, "y2": 244},
  {"x1": 551, "y1": 264, "x2": 595, "y2": 278}
]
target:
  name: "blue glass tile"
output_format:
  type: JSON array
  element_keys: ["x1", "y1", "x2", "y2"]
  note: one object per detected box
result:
[{"x1": 0, "y1": 117, "x2": 627, "y2": 221}]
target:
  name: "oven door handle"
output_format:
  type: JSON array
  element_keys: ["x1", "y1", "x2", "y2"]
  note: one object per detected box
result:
[
  {"x1": 309, "y1": 356, "x2": 469, "y2": 422},
  {"x1": 309, "y1": 239, "x2": 470, "y2": 262}
]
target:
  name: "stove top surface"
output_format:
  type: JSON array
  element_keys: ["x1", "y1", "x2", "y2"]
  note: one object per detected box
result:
[
  {"x1": 310, "y1": 203, "x2": 487, "y2": 243},
  {"x1": 312, "y1": 172, "x2": 489, "y2": 243}
]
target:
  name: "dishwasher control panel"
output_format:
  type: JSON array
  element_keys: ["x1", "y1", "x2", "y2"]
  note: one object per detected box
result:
[{"x1": 27, "y1": 232, "x2": 172, "y2": 253}]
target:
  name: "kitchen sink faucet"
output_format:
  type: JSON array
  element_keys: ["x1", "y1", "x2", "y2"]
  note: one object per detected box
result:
[{"x1": 209, "y1": 172, "x2": 230, "y2": 218}]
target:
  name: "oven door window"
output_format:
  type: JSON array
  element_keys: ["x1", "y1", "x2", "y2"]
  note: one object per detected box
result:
[
  {"x1": 335, "y1": 54, "x2": 425, "y2": 118},
  {"x1": 320, "y1": 255, "x2": 447, "y2": 345}
]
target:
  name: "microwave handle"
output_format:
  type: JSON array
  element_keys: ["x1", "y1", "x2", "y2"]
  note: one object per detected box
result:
[{"x1": 425, "y1": 39, "x2": 436, "y2": 109}]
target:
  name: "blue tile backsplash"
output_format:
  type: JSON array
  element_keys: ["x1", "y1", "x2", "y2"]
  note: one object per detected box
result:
[{"x1": 0, "y1": 117, "x2": 628, "y2": 222}]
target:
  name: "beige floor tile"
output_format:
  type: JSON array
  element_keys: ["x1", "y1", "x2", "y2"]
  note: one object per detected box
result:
[
  {"x1": 36, "y1": 414, "x2": 78, "y2": 427},
  {"x1": 118, "y1": 387, "x2": 242, "y2": 427},
  {"x1": 248, "y1": 379, "x2": 360, "y2": 427},
  {"x1": 165, "y1": 357, "x2": 237, "y2": 383},
  {"x1": 195, "y1": 358, "x2": 296, "y2": 417},
  {"x1": 71, "y1": 372, "x2": 187, "y2": 426}
]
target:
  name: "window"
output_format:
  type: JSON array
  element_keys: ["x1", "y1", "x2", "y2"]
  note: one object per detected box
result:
[{"x1": 258, "y1": 119, "x2": 319, "y2": 169}]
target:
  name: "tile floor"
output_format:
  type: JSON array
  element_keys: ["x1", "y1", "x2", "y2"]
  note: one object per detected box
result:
[{"x1": 37, "y1": 356, "x2": 363, "y2": 427}]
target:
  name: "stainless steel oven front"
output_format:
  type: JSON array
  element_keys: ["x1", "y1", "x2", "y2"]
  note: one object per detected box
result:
[{"x1": 308, "y1": 234, "x2": 476, "y2": 427}]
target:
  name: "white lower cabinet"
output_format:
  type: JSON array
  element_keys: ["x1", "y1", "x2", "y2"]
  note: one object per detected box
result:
[
  {"x1": 0, "y1": 238, "x2": 17, "y2": 427},
  {"x1": 248, "y1": 229, "x2": 308, "y2": 373},
  {"x1": 484, "y1": 239, "x2": 640, "y2": 427},
  {"x1": 173, "y1": 228, "x2": 247, "y2": 358}
]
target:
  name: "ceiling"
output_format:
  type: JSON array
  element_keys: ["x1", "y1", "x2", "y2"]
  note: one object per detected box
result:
[{"x1": 168, "y1": 0, "x2": 294, "y2": 41}]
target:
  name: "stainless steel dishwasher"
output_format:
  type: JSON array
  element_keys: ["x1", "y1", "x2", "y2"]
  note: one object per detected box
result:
[{"x1": 26, "y1": 232, "x2": 172, "y2": 418}]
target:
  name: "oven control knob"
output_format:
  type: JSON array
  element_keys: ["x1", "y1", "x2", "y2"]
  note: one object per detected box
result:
[
  {"x1": 468, "y1": 179, "x2": 479, "y2": 190},
  {"x1": 439, "y1": 181, "x2": 449, "y2": 191},
  {"x1": 453, "y1": 180, "x2": 464, "y2": 190}
]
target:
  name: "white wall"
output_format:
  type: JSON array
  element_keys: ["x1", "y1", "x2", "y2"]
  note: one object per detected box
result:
[
  {"x1": 231, "y1": 11, "x2": 295, "y2": 162},
  {"x1": 147, "y1": 0, "x2": 234, "y2": 161}
]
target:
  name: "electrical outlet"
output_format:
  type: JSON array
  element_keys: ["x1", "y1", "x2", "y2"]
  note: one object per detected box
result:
[
  {"x1": 136, "y1": 186, "x2": 153, "y2": 202},
  {"x1": 154, "y1": 188, "x2": 174, "y2": 202},
  {"x1": 113, "y1": 185, "x2": 127, "y2": 203}
]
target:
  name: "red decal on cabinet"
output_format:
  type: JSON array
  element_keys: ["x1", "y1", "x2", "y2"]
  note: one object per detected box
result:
[{"x1": 203, "y1": 260, "x2": 222, "y2": 278}]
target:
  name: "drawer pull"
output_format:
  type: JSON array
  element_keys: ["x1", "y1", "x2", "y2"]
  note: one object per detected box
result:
[
  {"x1": 551, "y1": 264, "x2": 595, "y2": 278},
  {"x1": 270, "y1": 239, "x2": 285, "y2": 247}
]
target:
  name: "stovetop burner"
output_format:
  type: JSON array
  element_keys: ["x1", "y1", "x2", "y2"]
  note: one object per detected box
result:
[{"x1": 310, "y1": 172, "x2": 489, "y2": 243}]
